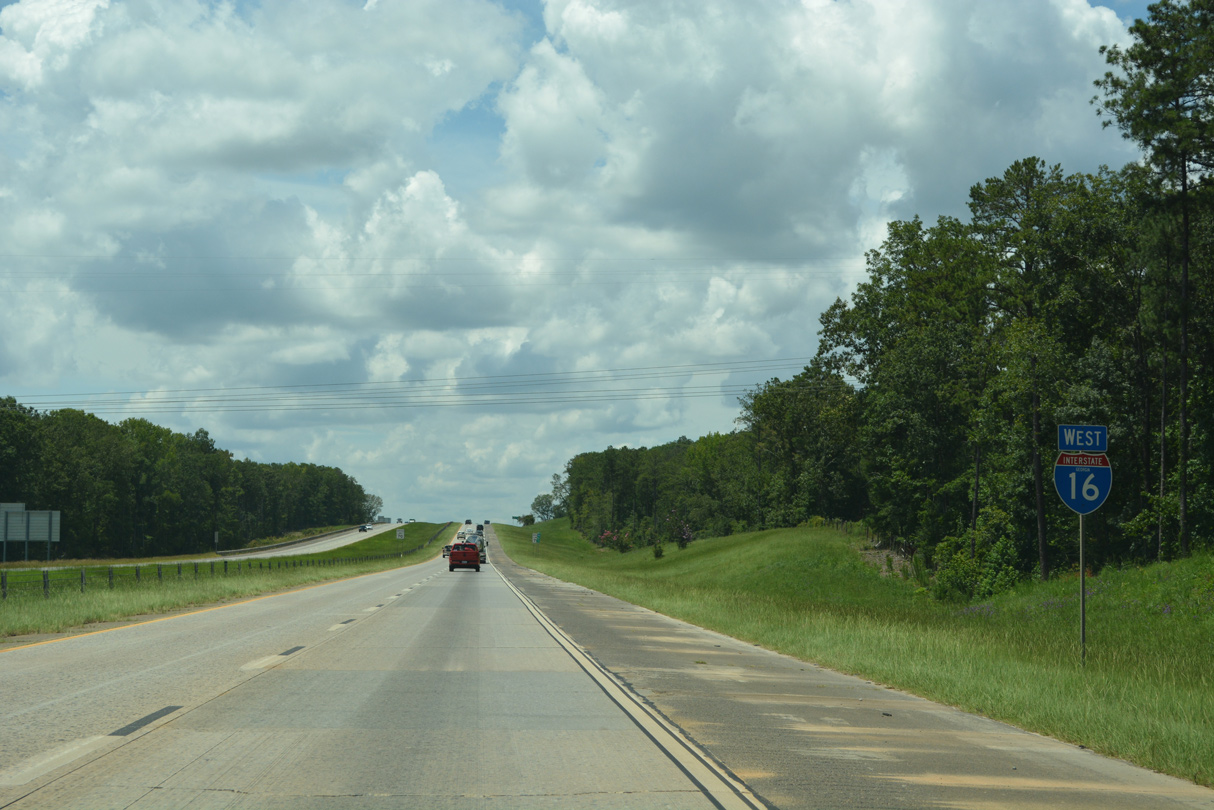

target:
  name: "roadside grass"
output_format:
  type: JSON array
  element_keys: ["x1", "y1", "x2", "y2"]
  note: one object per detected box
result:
[
  {"x1": 291, "y1": 521, "x2": 453, "y2": 561},
  {"x1": 0, "y1": 559, "x2": 399, "y2": 639},
  {"x1": 495, "y1": 519, "x2": 1214, "y2": 787},
  {"x1": 0, "y1": 523, "x2": 441, "y2": 569},
  {"x1": 241, "y1": 524, "x2": 356, "y2": 549},
  {"x1": 0, "y1": 522, "x2": 451, "y2": 638},
  {"x1": 1, "y1": 550, "x2": 227, "y2": 569}
]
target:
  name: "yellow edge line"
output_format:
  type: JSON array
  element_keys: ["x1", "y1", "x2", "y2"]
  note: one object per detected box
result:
[{"x1": 0, "y1": 563, "x2": 417, "y2": 655}]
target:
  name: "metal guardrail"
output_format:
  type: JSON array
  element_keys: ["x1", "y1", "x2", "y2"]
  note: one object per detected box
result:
[
  {"x1": 216, "y1": 525, "x2": 358, "y2": 556},
  {"x1": 425, "y1": 522, "x2": 454, "y2": 547},
  {"x1": 0, "y1": 545, "x2": 436, "y2": 602},
  {"x1": 220, "y1": 521, "x2": 454, "y2": 557},
  {"x1": 1, "y1": 522, "x2": 456, "y2": 602}
]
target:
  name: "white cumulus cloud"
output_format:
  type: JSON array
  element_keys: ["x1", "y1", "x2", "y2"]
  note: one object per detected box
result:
[{"x1": 0, "y1": 0, "x2": 1143, "y2": 520}]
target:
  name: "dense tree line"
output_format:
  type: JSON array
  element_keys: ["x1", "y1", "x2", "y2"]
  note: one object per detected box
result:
[
  {"x1": 542, "y1": 1, "x2": 1214, "y2": 599},
  {"x1": 0, "y1": 399, "x2": 375, "y2": 559}
]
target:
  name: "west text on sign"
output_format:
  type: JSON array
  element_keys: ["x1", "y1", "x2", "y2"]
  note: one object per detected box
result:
[{"x1": 1057, "y1": 425, "x2": 1108, "y2": 453}]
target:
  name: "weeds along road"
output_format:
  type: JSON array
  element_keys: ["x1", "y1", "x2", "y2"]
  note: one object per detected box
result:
[
  {"x1": 1, "y1": 524, "x2": 1211, "y2": 809},
  {"x1": 217, "y1": 523, "x2": 404, "y2": 559},
  {"x1": 0, "y1": 528, "x2": 757, "y2": 809}
]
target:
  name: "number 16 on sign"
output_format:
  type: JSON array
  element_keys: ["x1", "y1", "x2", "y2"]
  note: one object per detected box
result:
[
  {"x1": 1054, "y1": 453, "x2": 1111, "y2": 514},
  {"x1": 1054, "y1": 426, "x2": 1112, "y2": 666}
]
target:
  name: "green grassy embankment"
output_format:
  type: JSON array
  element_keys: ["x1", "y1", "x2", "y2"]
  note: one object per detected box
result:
[
  {"x1": 0, "y1": 522, "x2": 452, "y2": 639},
  {"x1": 238, "y1": 524, "x2": 356, "y2": 549},
  {"x1": 496, "y1": 519, "x2": 1214, "y2": 787}
]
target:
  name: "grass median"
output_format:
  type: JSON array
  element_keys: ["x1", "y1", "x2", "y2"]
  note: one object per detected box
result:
[
  {"x1": 496, "y1": 519, "x2": 1214, "y2": 787},
  {"x1": 0, "y1": 522, "x2": 453, "y2": 639}
]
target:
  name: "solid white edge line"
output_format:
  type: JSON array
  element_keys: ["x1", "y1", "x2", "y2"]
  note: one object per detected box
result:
[{"x1": 494, "y1": 568, "x2": 765, "y2": 810}]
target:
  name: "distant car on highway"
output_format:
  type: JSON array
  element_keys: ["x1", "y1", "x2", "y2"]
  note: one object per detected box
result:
[
  {"x1": 465, "y1": 519, "x2": 472, "y2": 525},
  {"x1": 442, "y1": 544, "x2": 453, "y2": 558},
  {"x1": 359, "y1": 524, "x2": 371, "y2": 532},
  {"x1": 460, "y1": 532, "x2": 487, "y2": 563}
]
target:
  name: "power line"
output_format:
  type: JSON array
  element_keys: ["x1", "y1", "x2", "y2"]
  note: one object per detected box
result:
[
  {"x1": 0, "y1": 255, "x2": 858, "y2": 293},
  {"x1": 0, "y1": 269, "x2": 844, "y2": 293},
  {"x1": 17, "y1": 356, "x2": 815, "y2": 397},
  {"x1": 5, "y1": 357, "x2": 850, "y2": 417},
  {"x1": 0, "y1": 253, "x2": 854, "y2": 263}
]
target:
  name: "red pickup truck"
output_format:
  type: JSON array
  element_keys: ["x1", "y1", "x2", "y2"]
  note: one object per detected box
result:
[{"x1": 448, "y1": 541, "x2": 481, "y2": 572}]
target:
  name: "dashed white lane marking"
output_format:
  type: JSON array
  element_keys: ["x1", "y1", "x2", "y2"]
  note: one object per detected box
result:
[
  {"x1": 240, "y1": 655, "x2": 287, "y2": 671},
  {"x1": 0, "y1": 736, "x2": 111, "y2": 786}
]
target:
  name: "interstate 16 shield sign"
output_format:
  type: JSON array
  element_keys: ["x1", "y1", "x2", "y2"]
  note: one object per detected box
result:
[{"x1": 1053, "y1": 452, "x2": 1112, "y2": 515}]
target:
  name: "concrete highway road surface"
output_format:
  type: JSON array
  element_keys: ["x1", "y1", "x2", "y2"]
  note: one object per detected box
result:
[
  {"x1": 1, "y1": 524, "x2": 1211, "y2": 809},
  {"x1": 0, "y1": 532, "x2": 756, "y2": 809}
]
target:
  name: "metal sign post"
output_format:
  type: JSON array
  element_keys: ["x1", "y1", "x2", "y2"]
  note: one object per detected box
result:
[{"x1": 1054, "y1": 425, "x2": 1111, "y2": 666}]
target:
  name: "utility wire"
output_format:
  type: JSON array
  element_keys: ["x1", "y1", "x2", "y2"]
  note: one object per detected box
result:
[{"x1": 5, "y1": 357, "x2": 856, "y2": 416}]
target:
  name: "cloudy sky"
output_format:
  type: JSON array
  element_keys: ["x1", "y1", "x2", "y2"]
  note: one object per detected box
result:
[{"x1": 1, "y1": 0, "x2": 1149, "y2": 523}]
